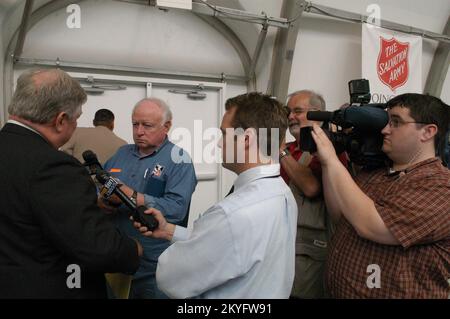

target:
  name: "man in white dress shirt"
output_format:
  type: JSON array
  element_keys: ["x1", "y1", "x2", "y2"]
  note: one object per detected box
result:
[{"x1": 134, "y1": 92, "x2": 298, "y2": 298}]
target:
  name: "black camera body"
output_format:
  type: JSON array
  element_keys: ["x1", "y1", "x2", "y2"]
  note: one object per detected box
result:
[{"x1": 299, "y1": 79, "x2": 389, "y2": 170}]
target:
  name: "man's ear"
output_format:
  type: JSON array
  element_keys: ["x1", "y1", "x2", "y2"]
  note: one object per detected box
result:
[
  {"x1": 54, "y1": 112, "x2": 68, "y2": 133},
  {"x1": 164, "y1": 120, "x2": 172, "y2": 131},
  {"x1": 244, "y1": 128, "x2": 257, "y2": 149},
  {"x1": 421, "y1": 124, "x2": 438, "y2": 142}
]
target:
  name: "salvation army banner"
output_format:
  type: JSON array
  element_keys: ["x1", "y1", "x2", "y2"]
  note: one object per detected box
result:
[{"x1": 362, "y1": 24, "x2": 422, "y2": 103}]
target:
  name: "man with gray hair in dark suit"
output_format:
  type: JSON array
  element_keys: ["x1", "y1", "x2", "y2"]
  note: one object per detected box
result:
[{"x1": 0, "y1": 68, "x2": 142, "y2": 298}]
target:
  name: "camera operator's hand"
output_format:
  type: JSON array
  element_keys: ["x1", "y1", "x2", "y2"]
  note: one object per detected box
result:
[
  {"x1": 311, "y1": 124, "x2": 340, "y2": 167},
  {"x1": 131, "y1": 208, "x2": 175, "y2": 241}
]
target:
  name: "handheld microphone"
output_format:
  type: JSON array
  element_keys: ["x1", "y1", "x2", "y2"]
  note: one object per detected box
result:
[
  {"x1": 82, "y1": 150, "x2": 159, "y2": 231},
  {"x1": 82, "y1": 150, "x2": 103, "y2": 175}
]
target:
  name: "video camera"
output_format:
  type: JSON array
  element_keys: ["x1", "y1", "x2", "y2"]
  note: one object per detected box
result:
[{"x1": 299, "y1": 79, "x2": 389, "y2": 170}]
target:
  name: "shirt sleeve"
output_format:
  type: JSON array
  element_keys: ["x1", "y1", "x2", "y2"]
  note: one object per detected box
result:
[
  {"x1": 156, "y1": 206, "x2": 242, "y2": 298},
  {"x1": 103, "y1": 148, "x2": 120, "y2": 170},
  {"x1": 144, "y1": 161, "x2": 197, "y2": 224},
  {"x1": 374, "y1": 174, "x2": 450, "y2": 248},
  {"x1": 172, "y1": 225, "x2": 190, "y2": 242}
]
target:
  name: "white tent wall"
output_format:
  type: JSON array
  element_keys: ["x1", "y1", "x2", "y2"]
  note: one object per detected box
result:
[
  {"x1": 212, "y1": 0, "x2": 282, "y2": 92},
  {"x1": 159, "y1": 0, "x2": 450, "y2": 107},
  {"x1": 1, "y1": 0, "x2": 27, "y2": 127},
  {"x1": 311, "y1": 0, "x2": 448, "y2": 32},
  {"x1": 18, "y1": 1, "x2": 245, "y2": 75},
  {"x1": 442, "y1": 69, "x2": 450, "y2": 103},
  {"x1": 1, "y1": 1, "x2": 449, "y2": 115},
  {"x1": 226, "y1": 0, "x2": 450, "y2": 141},
  {"x1": 282, "y1": 0, "x2": 450, "y2": 109},
  {"x1": 1, "y1": 1, "x2": 21, "y2": 126},
  {"x1": 0, "y1": 0, "x2": 449, "y2": 217}
]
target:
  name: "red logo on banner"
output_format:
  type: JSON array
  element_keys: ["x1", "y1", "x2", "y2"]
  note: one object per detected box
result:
[{"x1": 377, "y1": 37, "x2": 409, "y2": 91}]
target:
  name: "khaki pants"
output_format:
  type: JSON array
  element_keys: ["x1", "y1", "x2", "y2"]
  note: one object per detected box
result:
[
  {"x1": 105, "y1": 273, "x2": 132, "y2": 299},
  {"x1": 291, "y1": 254, "x2": 326, "y2": 299}
]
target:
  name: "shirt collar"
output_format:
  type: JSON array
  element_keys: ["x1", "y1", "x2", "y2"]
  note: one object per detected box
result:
[
  {"x1": 131, "y1": 136, "x2": 169, "y2": 158},
  {"x1": 386, "y1": 157, "x2": 441, "y2": 176},
  {"x1": 7, "y1": 119, "x2": 44, "y2": 138},
  {"x1": 233, "y1": 164, "x2": 280, "y2": 192}
]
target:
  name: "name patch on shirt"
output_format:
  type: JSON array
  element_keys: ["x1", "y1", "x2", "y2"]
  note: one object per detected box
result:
[{"x1": 152, "y1": 164, "x2": 164, "y2": 177}]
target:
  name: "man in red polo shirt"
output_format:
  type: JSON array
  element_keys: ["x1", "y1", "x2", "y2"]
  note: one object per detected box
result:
[{"x1": 280, "y1": 90, "x2": 347, "y2": 298}]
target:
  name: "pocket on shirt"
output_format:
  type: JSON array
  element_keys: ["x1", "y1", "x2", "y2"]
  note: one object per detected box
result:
[
  {"x1": 296, "y1": 242, "x2": 327, "y2": 261},
  {"x1": 296, "y1": 227, "x2": 328, "y2": 261},
  {"x1": 144, "y1": 176, "x2": 166, "y2": 198}
]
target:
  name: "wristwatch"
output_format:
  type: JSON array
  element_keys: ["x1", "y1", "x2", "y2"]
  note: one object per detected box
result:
[
  {"x1": 130, "y1": 190, "x2": 138, "y2": 206},
  {"x1": 280, "y1": 148, "x2": 290, "y2": 160}
]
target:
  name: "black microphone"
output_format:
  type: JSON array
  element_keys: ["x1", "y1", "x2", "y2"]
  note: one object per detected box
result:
[
  {"x1": 82, "y1": 150, "x2": 159, "y2": 231},
  {"x1": 82, "y1": 150, "x2": 103, "y2": 175},
  {"x1": 306, "y1": 110, "x2": 334, "y2": 122}
]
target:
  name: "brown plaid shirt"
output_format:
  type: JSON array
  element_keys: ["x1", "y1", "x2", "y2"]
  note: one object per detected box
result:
[{"x1": 326, "y1": 158, "x2": 450, "y2": 298}]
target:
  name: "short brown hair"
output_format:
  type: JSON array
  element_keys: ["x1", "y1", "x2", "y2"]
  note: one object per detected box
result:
[
  {"x1": 386, "y1": 93, "x2": 450, "y2": 152},
  {"x1": 225, "y1": 92, "x2": 288, "y2": 156},
  {"x1": 93, "y1": 108, "x2": 115, "y2": 126}
]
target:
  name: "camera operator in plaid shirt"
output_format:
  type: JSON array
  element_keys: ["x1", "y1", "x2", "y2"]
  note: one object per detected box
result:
[{"x1": 311, "y1": 93, "x2": 450, "y2": 298}]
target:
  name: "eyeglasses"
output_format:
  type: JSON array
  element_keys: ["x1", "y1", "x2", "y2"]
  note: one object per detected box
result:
[{"x1": 387, "y1": 118, "x2": 431, "y2": 128}]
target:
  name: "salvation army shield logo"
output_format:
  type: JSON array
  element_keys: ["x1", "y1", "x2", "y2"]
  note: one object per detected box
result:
[{"x1": 377, "y1": 36, "x2": 409, "y2": 91}]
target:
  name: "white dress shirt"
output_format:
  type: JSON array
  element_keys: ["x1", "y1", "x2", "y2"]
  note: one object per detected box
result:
[{"x1": 156, "y1": 164, "x2": 298, "y2": 298}]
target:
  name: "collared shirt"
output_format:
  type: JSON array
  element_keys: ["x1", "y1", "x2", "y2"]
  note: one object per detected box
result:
[
  {"x1": 156, "y1": 164, "x2": 298, "y2": 299},
  {"x1": 326, "y1": 158, "x2": 450, "y2": 298},
  {"x1": 104, "y1": 138, "x2": 197, "y2": 278},
  {"x1": 7, "y1": 119, "x2": 43, "y2": 138}
]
